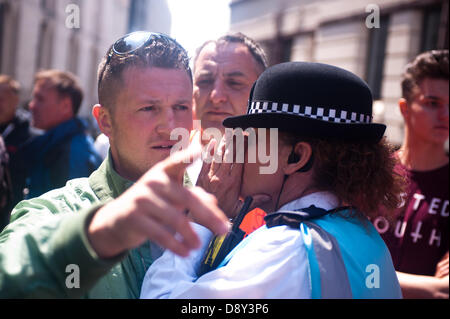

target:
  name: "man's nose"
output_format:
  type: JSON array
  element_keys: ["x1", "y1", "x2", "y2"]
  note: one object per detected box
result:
[
  {"x1": 155, "y1": 108, "x2": 176, "y2": 135},
  {"x1": 210, "y1": 80, "x2": 227, "y2": 105}
]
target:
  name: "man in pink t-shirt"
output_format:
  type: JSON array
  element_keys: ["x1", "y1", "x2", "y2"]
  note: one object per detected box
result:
[{"x1": 372, "y1": 50, "x2": 449, "y2": 298}]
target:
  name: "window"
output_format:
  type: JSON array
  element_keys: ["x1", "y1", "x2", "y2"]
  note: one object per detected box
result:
[
  {"x1": 35, "y1": 21, "x2": 54, "y2": 71},
  {"x1": 421, "y1": 4, "x2": 449, "y2": 51},
  {"x1": 281, "y1": 37, "x2": 293, "y2": 63},
  {"x1": 128, "y1": 0, "x2": 148, "y2": 32},
  {"x1": 67, "y1": 32, "x2": 80, "y2": 74},
  {"x1": 365, "y1": 15, "x2": 390, "y2": 100},
  {"x1": 0, "y1": 1, "x2": 20, "y2": 76},
  {"x1": 89, "y1": 45, "x2": 99, "y2": 103},
  {"x1": 40, "y1": 0, "x2": 56, "y2": 15},
  {"x1": 259, "y1": 37, "x2": 292, "y2": 66}
]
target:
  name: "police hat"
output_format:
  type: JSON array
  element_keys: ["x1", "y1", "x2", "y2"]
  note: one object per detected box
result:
[{"x1": 223, "y1": 62, "x2": 386, "y2": 142}]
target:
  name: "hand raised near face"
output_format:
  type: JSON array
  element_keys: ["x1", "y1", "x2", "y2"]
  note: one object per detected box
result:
[
  {"x1": 87, "y1": 145, "x2": 230, "y2": 259},
  {"x1": 196, "y1": 130, "x2": 271, "y2": 219}
]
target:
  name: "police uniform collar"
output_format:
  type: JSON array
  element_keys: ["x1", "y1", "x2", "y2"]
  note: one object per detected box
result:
[
  {"x1": 278, "y1": 191, "x2": 339, "y2": 212},
  {"x1": 265, "y1": 192, "x2": 341, "y2": 228}
]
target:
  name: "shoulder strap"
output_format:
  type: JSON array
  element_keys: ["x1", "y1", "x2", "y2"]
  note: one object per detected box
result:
[
  {"x1": 300, "y1": 220, "x2": 353, "y2": 298},
  {"x1": 266, "y1": 205, "x2": 354, "y2": 298},
  {"x1": 265, "y1": 205, "x2": 353, "y2": 229}
]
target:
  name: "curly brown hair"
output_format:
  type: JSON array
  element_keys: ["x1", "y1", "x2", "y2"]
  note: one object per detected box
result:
[{"x1": 281, "y1": 133, "x2": 406, "y2": 220}]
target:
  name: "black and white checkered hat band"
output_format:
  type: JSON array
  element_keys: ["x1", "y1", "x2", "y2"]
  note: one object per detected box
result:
[{"x1": 248, "y1": 101, "x2": 372, "y2": 124}]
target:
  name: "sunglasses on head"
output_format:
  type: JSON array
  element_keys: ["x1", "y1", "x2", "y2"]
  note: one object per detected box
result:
[
  {"x1": 99, "y1": 31, "x2": 186, "y2": 86},
  {"x1": 106, "y1": 31, "x2": 176, "y2": 62}
]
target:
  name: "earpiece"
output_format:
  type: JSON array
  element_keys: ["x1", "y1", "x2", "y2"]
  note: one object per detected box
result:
[
  {"x1": 288, "y1": 150, "x2": 300, "y2": 164},
  {"x1": 287, "y1": 147, "x2": 313, "y2": 173}
]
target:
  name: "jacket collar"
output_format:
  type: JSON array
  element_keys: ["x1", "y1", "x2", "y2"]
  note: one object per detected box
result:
[
  {"x1": 88, "y1": 151, "x2": 134, "y2": 202},
  {"x1": 88, "y1": 149, "x2": 194, "y2": 202},
  {"x1": 278, "y1": 191, "x2": 340, "y2": 212}
]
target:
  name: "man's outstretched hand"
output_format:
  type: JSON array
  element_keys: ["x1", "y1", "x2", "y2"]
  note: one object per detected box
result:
[{"x1": 87, "y1": 146, "x2": 230, "y2": 259}]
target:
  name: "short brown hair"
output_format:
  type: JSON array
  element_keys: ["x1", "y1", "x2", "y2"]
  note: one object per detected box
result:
[
  {"x1": 0, "y1": 75, "x2": 20, "y2": 95},
  {"x1": 281, "y1": 133, "x2": 405, "y2": 220},
  {"x1": 194, "y1": 32, "x2": 268, "y2": 73},
  {"x1": 97, "y1": 33, "x2": 191, "y2": 113},
  {"x1": 402, "y1": 50, "x2": 449, "y2": 102},
  {"x1": 34, "y1": 70, "x2": 83, "y2": 115}
]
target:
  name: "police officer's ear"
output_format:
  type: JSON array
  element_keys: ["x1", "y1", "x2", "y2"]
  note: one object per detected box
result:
[
  {"x1": 92, "y1": 104, "x2": 113, "y2": 138},
  {"x1": 284, "y1": 142, "x2": 313, "y2": 175}
]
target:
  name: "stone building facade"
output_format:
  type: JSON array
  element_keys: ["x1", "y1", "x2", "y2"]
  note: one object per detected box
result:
[{"x1": 229, "y1": 0, "x2": 449, "y2": 146}]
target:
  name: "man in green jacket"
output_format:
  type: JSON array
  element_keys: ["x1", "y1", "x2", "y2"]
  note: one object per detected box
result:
[{"x1": 0, "y1": 32, "x2": 229, "y2": 298}]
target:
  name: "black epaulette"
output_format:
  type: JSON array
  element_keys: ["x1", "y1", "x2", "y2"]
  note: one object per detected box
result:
[{"x1": 265, "y1": 205, "x2": 354, "y2": 229}]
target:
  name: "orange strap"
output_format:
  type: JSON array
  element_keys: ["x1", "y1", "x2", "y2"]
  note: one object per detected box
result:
[{"x1": 238, "y1": 208, "x2": 267, "y2": 238}]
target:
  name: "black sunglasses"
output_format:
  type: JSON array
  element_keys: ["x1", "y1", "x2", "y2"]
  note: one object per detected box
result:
[
  {"x1": 113, "y1": 31, "x2": 163, "y2": 55},
  {"x1": 106, "y1": 31, "x2": 183, "y2": 62}
]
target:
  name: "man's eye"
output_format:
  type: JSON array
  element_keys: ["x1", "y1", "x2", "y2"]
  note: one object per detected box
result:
[
  {"x1": 196, "y1": 79, "x2": 213, "y2": 87},
  {"x1": 174, "y1": 105, "x2": 188, "y2": 111},
  {"x1": 424, "y1": 100, "x2": 440, "y2": 108},
  {"x1": 139, "y1": 106, "x2": 155, "y2": 112},
  {"x1": 227, "y1": 80, "x2": 245, "y2": 89}
]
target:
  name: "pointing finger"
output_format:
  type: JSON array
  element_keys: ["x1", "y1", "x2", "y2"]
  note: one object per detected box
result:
[
  {"x1": 159, "y1": 142, "x2": 202, "y2": 180},
  {"x1": 186, "y1": 186, "x2": 230, "y2": 235}
]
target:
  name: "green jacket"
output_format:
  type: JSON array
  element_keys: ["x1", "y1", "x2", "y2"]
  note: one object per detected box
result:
[{"x1": 0, "y1": 154, "x2": 159, "y2": 298}]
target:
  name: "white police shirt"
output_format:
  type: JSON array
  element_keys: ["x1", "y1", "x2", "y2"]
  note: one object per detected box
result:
[{"x1": 140, "y1": 191, "x2": 340, "y2": 299}]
